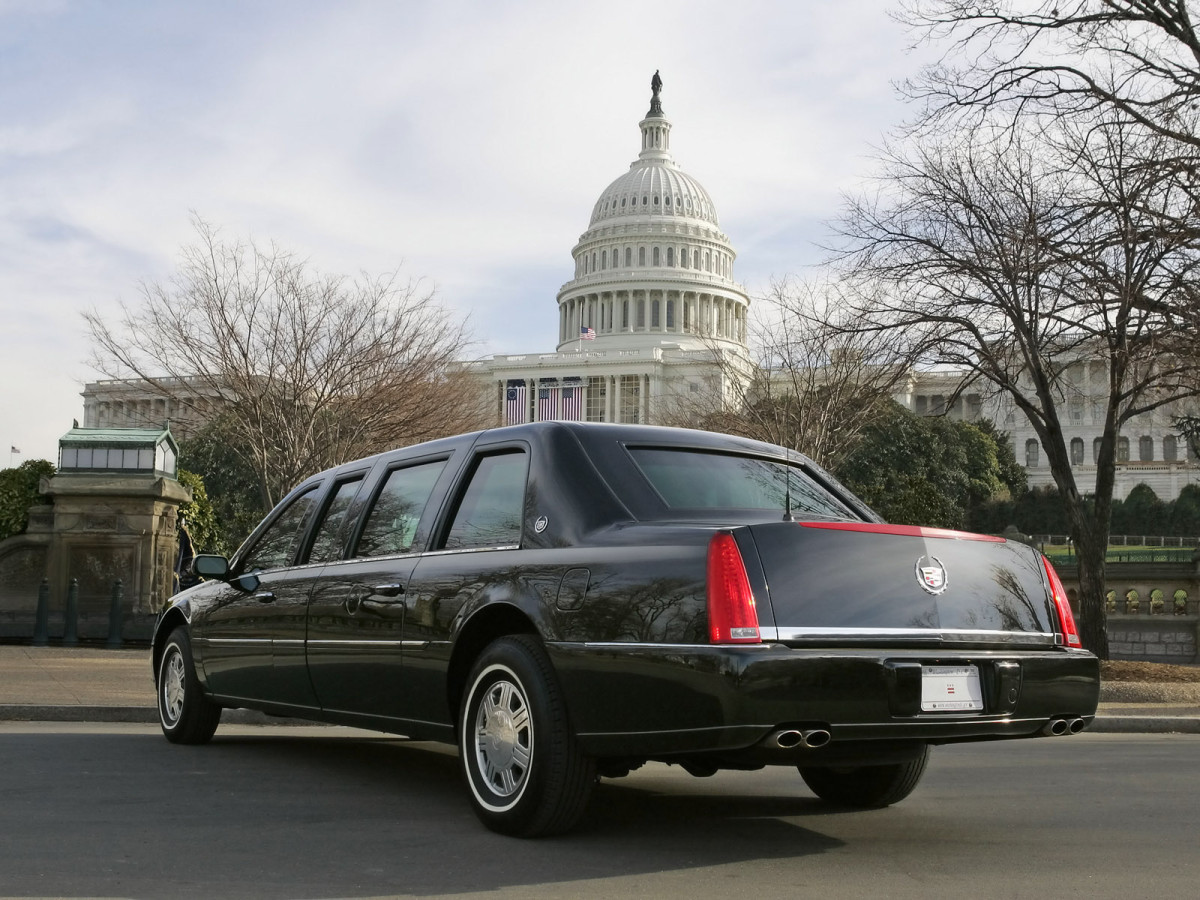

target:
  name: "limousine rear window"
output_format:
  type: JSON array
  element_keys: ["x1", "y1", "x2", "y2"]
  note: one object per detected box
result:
[
  {"x1": 627, "y1": 448, "x2": 854, "y2": 519},
  {"x1": 442, "y1": 450, "x2": 529, "y2": 550}
]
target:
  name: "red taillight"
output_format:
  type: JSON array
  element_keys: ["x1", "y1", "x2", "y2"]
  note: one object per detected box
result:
[
  {"x1": 1042, "y1": 555, "x2": 1082, "y2": 649},
  {"x1": 707, "y1": 532, "x2": 761, "y2": 644}
]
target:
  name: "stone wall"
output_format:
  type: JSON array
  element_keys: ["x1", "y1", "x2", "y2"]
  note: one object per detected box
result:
[{"x1": 1057, "y1": 560, "x2": 1200, "y2": 663}]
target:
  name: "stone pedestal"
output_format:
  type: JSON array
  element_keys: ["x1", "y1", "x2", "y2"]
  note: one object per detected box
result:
[{"x1": 40, "y1": 473, "x2": 191, "y2": 626}]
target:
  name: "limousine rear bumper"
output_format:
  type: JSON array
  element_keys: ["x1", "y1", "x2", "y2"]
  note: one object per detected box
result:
[{"x1": 548, "y1": 641, "x2": 1100, "y2": 760}]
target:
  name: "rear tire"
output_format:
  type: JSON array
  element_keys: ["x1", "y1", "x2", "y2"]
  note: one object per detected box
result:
[
  {"x1": 799, "y1": 746, "x2": 930, "y2": 808},
  {"x1": 157, "y1": 626, "x2": 221, "y2": 745},
  {"x1": 459, "y1": 635, "x2": 595, "y2": 837}
]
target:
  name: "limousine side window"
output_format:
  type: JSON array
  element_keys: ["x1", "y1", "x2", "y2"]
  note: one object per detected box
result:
[
  {"x1": 442, "y1": 450, "x2": 528, "y2": 550},
  {"x1": 356, "y1": 460, "x2": 448, "y2": 557},
  {"x1": 240, "y1": 486, "x2": 319, "y2": 572},
  {"x1": 307, "y1": 476, "x2": 365, "y2": 564}
]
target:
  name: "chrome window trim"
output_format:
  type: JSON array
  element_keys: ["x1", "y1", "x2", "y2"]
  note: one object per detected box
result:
[{"x1": 421, "y1": 544, "x2": 521, "y2": 557}]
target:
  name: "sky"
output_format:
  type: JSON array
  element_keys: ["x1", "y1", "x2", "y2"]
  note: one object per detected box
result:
[{"x1": 0, "y1": 0, "x2": 931, "y2": 464}]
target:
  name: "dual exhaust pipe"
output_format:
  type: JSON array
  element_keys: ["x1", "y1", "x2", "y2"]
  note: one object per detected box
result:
[
  {"x1": 770, "y1": 727, "x2": 832, "y2": 749},
  {"x1": 772, "y1": 717, "x2": 1087, "y2": 747},
  {"x1": 1042, "y1": 717, "x2": 1088, "y2": 736}
]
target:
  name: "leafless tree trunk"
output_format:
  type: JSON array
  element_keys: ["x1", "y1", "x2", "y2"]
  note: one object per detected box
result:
[
  {"x1": 85, "y1": 217, "x2": 489, "y2": 510},
  {"x1": 836, "y1": 117, "x2": 1200, "y2": 657}
]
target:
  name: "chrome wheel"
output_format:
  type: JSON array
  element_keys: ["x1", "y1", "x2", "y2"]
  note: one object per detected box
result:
[
  {"x1": 161, "y1": 648, "x2": 186, "y2": 725},
  {"x1": 459, "y1": 636, "x2": 595, "y2": 836},
  {"x1": 156, "y1": 626, "x2": 221, "y2": 744},
  {"x1": 473, "y1": 677, "x2": 533, "y2": 799}
]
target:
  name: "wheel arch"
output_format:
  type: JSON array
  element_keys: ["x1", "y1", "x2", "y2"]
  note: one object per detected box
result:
[
  {"x1": 447, "y1": 602, "x2": 539, "y2": 734},
  {"x1": 152, "y1": 607, "x2": 190, "y2": 678}
]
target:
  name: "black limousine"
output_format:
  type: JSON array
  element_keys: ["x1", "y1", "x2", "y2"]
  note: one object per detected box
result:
[{"x1": 153, "y1": 422, "x2": 1099, "y2": 836}]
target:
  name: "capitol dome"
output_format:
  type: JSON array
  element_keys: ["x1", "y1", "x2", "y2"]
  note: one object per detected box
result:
[
  {"x1": 555, "y1": 72, "x2": 749, "y2": 353},
  {"x1": 588, "y1": 152, "x2": 720, "y2": 228}
]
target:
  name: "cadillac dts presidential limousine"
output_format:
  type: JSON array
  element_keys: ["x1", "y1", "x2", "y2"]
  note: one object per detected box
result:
[{"x1": 153, "y1": 422, "x2": 1099, "y2": 836}]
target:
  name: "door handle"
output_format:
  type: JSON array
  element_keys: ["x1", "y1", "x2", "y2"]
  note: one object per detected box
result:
[
  {"x1": 371, "y1": 583, "x2": 405, "y2": 597},
  {"x1": 255, "y1": 591, "x2": 276, "y2": 604}
]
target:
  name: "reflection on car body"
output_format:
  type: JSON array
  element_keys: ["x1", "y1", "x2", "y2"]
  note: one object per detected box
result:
[{"x1": 153, "y1": 422, "x2": 1099, "y2": 836}]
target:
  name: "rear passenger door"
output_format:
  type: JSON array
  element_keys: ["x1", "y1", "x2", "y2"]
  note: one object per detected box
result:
[{"x1": 401, "y1": 444, "x2": 531, "y2": 729}]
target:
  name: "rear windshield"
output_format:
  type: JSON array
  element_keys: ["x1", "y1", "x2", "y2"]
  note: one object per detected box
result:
[{"x1": 627, "y1": 448, "x2": 856, "y2": 519}]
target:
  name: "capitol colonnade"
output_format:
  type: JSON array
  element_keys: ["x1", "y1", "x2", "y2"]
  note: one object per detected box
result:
[{"x1": 558, "y1": 289, "x2": 746, "y2": 345}]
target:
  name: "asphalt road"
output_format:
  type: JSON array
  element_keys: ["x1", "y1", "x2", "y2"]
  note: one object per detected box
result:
[{"x1": 0, "y1": 725, "x2": 1195, "y2": 900}]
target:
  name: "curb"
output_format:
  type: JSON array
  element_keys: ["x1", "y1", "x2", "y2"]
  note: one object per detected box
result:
[{"x1": 1086, "y1": 716, "x2": 1200, "y2": 734}]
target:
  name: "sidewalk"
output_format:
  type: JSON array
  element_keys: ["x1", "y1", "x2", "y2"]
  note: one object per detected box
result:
[{"x1": 1, "y1": 645, "x2": 1198, "y2": 732}]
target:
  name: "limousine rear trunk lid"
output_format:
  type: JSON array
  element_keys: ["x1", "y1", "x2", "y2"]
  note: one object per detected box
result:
[{"x1": 743, "y1": 521, "x2": 1059, "y2": 646}]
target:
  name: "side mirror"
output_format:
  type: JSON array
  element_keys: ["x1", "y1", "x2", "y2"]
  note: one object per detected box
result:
[{"x1": 192, "y1": 555, "x2": 230, "y2": 579}]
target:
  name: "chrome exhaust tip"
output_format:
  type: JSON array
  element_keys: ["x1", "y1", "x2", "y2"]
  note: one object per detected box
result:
[
  {"x1": 774, "y1": 729, "x2": 804, "y2": 749},
  {"x1": 1068, "y1": 717, "x2": 1087, "y2": 734},
  {"x1": 770, "y1": 728, "x2": 832, "y2": 749},
  {"x1": 801, "y1": 728, "x2": 832, "y2": 748},
  {"x1": 1043, "y1": 718, "x2": 1069, "y2": 736}
]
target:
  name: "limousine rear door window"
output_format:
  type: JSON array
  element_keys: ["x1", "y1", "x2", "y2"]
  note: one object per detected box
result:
[{"x1": 355, "y1": 459, "x2": 449, "y2": 558}]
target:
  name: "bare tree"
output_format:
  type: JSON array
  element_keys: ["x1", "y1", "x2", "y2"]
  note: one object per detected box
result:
[
  {"x1": 660, "y1": 278, "x2": 916, "y2": 470},
  {"x1": 85, "y1": 218, "x2": 489, "y2": 511},
  {"x1": 837, "y1": 117, "x2": 1200, "y2": 656},
  {"x1": 903, "y1": 1, "x2": 1200, "y2": 151}
]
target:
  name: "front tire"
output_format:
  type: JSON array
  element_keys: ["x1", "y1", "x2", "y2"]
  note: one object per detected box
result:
[
  {"x1": 459, "y1": 635, "x2": 595, "y2": 837},
  {"x1": 799, "y1": 746, "x2": 930, "y2": 808},
  {"x1": 157, "y1": 626, "x2": 221, "y2": 744}
]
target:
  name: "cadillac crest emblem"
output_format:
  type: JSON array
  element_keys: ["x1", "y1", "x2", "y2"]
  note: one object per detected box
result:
[{"x1": 914, "y1": 555, "x2": 948, "y2": 595}]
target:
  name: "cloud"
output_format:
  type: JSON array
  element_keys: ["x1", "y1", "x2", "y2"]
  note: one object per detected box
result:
[{"x1": 0, "y1": 0, "x2": 919, "y2": 461}]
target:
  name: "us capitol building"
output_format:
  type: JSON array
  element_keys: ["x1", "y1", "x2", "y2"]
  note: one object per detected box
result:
[
  {"x1": 468, "y1": 72, "x2": 752, "y2": 429},
  {"x1": 82, "y1": 73, "x2": 1200, "y2": 502}
]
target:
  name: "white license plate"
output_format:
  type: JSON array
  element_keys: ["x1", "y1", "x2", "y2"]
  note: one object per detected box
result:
[{"x1": 921, "y1": 665, "x2": 984, "y2": 712}]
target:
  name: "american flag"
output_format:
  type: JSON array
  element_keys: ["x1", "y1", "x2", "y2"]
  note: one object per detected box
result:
[
  {"x1": 580, "y1": 326, "x2": 596, "y2": 341},
  {"x1": 505, "y1": 380, "x2": 528, "y2": 424},
  {"x1": 560, "y1": 377, "x2": 584, "y2": 421},
  {"x1": 537, "y1": 379, "x2": 560, "y2": 421}
]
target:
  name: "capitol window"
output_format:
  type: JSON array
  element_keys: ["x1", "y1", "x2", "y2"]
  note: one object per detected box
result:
[
  {"x1": 625, "y1": 247, "x2": 632, "y2": 266},
  {"x1": 1025, "y1": 440, "x2": 1040, "y2": 468},
  {"x1": 1070, "y1": 438, "x2": 1084, "y2": 465},
  {"x1": 666, "y1": 246, "x2": 674, "y2": 266},
  {"x1": 1164, "y1": 435, "x2": 1178, "y2": 461},
  {"x1": 653, "y1": 247, "x2": 660, "y2": 266},
  {"x1": 639, "y1": 247, "x2": 646, "y2": 266}
]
